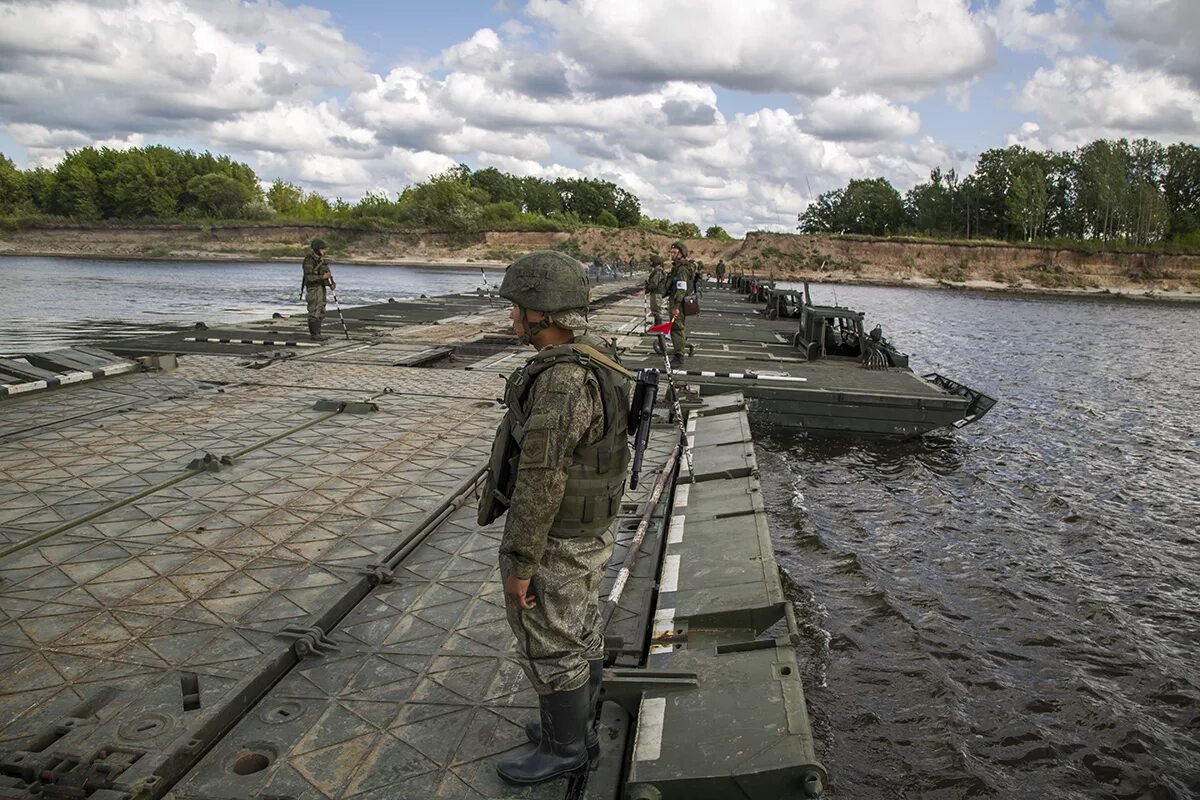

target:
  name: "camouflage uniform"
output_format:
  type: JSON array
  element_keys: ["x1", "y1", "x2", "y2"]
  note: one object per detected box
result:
[
  {"x1": 668, "y1": 255, "x2": 694, "y2": 357},
  {"x1": 497, "y1": 347, "x2": 618, "y2": 693},
  {"x1": 481, "y1": 250, "x2": 632, "y2": 785},
  {"x1": 715, "y1": 259, "x2": 726, "y2": 285},
  {"x1": 302, "y1": 249, "x2": 328, "y2": 320},
  {"x1": 644, "y1": 261, "x2": 668, "y2": 324}
]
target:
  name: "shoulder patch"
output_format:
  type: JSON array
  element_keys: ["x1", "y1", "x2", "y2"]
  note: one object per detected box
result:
[{"x1": 519, "y1": 409, "x2": 561, "y2": 469}]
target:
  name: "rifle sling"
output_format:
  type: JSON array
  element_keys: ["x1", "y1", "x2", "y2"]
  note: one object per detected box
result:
[{"x1": 570, "y1": 343, "x2": 634, "y2": 380}]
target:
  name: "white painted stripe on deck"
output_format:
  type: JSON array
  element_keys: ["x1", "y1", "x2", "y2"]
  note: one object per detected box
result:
[
  {"x1": 660, "y1": 554, "x2": 680, "y2": 593},
  {"x1": 634, "y1": 697, "x2": 667, "y2": 761},
  {"x1": 674, "y1": 483, "x2": 689, "y2": 508},
  {"x1": 184, "y1": 337, "x2": 321, "y2": 347},
  {"x1": 55, "y1": 372, "x2": 89, "y2": 386},
  {"x1": 649, "y1": 607, "x2": 676, "y2": 655},
  {"x1": 1, "y1": 361, "x2": 138, "y2": 397},
  {"x1": 667, "y1": 514, "x2": 685, "y2": 545},
  {"x1": 756, "y1": 373, "x2": 807, "y2": 382},
  {"x1": 686, "y1": 416, "x2": 697, "y2": 434},
  {"x1": 3, "y1": 380, "x2": 47, "y2": 395},
  {"x1": 96, "y1": 364, "x2": 136, "y2": 376}
]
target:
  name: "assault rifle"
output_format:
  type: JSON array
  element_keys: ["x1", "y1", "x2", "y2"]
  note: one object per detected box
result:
[{"x1": 627, "y1": 368, "x2": 660, "y2": 490}]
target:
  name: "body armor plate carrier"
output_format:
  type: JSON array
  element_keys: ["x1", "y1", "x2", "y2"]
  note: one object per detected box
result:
[{"x1": 479, "y1": 335, "x2": 633, "y2": 538}]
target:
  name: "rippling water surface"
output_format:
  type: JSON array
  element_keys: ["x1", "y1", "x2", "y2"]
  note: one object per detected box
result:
[
  {"x1": 0, "y1": 256, "x2": 486, "y2": 354},
  {"x1": 4, "y1": 258, "x2": 1197, "y2": 797},
  {"x1": 758, "y1": 285, "x2": 1200, "y2": 799}
]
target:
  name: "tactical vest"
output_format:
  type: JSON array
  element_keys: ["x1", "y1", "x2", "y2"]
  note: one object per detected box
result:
[
  {"x1": 478, "y1": 335, "x2": 632, "y2": 538},
  {"x1": 302, "y1": 252, "x2": 328, "y2": 287}
]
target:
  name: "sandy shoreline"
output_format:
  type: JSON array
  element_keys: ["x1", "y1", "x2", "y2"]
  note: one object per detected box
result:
[
  {"x1": 0, "y1": 249, "x2": 510, "y2": 271},
  {"x1": 786, "y1": 273, "x2": 1200, "y2": 304},
  {"x1": 3, "y1": 247, "x2": 1198, "y2": 303}
]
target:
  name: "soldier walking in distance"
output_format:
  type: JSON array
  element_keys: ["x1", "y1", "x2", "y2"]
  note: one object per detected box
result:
[
  {"x1": 301, "y1": 238, "x2": 333, "y2": 341},
  {"x1": 478, "y1": 250, "x2": 633, "y2": 784},
  {"x1": 644, "y1": 253, "x2": 668, "y2": 325},
  {"x1": 667, "y1": 240, "x2": 695, "y2": 367},
  {"x1": 715, "y1": 259, "x2": 727, "y2": 286}
]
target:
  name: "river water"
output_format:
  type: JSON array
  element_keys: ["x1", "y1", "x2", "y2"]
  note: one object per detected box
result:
[
  {"x1": 759, "y1": 284, "x2": 1200, "y2": 799},
  {"x1": 2, "y1": 257, "x2": 1198, "y2": 799},
  {"x1": 0, "y1": 256, "x2": 487, "y2": 354}
]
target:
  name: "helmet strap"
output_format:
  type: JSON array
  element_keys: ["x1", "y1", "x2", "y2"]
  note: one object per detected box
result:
[{"x1": 519, "y1": 307, "x2": 551, "y2": 346}]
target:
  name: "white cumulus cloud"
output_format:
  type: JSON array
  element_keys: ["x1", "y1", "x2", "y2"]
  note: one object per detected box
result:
[
  {"x1": 801, "y1": 91, "x2": 921, "y2": 141},
  {"x1": 525, "y1": 0, "x2": 996, "y2": 99},
  {"x1": 1016, "y1": 55, "x2": 1200, "y2": 148},
  {"x1": 1105, "y1": 0, "x2": 1200, "y2": 89},
  {"x1": 0, "y1": 0, "x2": 370, "y2": 142},
  {"x1": 986, "y1": 0, "x2": 1085, "y2": 55}
]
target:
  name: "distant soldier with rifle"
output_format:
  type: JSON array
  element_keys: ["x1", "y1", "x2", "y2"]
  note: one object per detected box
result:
[
  {"x1": 478, "y1": 250, "x2": 635, "y2": 784},
  {"x1": 301, "y1": 238, "x2": 333, "y2": 341},
  {"x1": 667, "y1": 240, "x2": 696, "y2": 367},
  {"x1": 643, "y1": 253, "x2": 668, "y2": 325}
]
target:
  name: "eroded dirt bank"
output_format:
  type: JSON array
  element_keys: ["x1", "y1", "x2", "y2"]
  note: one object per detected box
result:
[{"x1": 2, "y1": 224, "x2": 1197, "y2": 300}]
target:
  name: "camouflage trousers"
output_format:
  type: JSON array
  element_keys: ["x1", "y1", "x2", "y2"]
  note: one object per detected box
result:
[
  {"x1": 646, "y1": 292, "x2": 663, "y2": 325},
  {"x1": 503, "y1": 532, "x2": 613, "y2": 694},
  {"x1": 305, "y1": 285, "x2": 326, "y2": 319},
  {"x1": 670, "y1": 315, "x2": 686, "y2": 355}
]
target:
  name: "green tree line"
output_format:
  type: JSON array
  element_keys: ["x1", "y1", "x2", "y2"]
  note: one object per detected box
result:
[
  {"x1": 798, "y1": 138, "x2": 1200, "y2": 250},
  {"x1": 0, "y1": 146, "x2": 264, "y2": 221},
  {"x1": 0, "y1": 145, "x2": 719, "y2": 237}
]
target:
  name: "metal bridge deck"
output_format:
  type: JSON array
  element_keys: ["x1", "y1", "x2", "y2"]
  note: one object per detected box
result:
[{"x1": 0, "y1": 278, "x2": 821, "y2": 800}]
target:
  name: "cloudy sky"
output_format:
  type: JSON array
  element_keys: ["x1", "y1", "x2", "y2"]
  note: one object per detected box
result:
[{"x1": 1, "y1": 0, "x2": 1198, "y2": 234}]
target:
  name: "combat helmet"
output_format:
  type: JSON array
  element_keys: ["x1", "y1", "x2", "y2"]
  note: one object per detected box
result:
[
  {"x1": 650, "y1": 254, "x2": 664, "y2": 266},
  {"x1": 500, "y1": 250, "x2": 590, "y2": 312},
  {"x1": 311, "y1": 238, "x2": 327, "y2": 251},
  {"x1": 670, "y1": 240, "x2": 689, "y2": 257}
]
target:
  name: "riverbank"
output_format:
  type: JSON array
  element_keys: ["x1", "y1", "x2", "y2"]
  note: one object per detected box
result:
[
  {"x1": 3, "y1": 223, "x2": 1198, "y2": 301},
  {"x1": 0, "y1": 249, "x2": 510, "y2": 271},
  {"x1": 782, "y1": 272, "x2": 1200, "y2": 303}
]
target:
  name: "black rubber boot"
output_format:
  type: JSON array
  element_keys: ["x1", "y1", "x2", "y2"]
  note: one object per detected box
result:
[
  {"x1": 497, "y1": 683, "x2": 590, "y2": 784},
  {"x1": 307, "y1": 316, "x2": 328, "y2": 341},
  {"x1": 525, "y1": 660, "x2": 603, "y2": 763},
  {"x1": 670, "y1": 352, "x2": 684, "y2": 368}
]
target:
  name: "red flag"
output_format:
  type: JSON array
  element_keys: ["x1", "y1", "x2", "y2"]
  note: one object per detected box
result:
[{"x1": 648, "y1": 322, "x2": 674, "y2": 334}]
